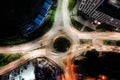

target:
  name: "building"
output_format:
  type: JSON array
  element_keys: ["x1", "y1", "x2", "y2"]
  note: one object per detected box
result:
[
  {"x1": 22, "y1": 0, "x2": 53, "y2": 35},
  {"x1": 78, "y1": 0, "x2": 120, "y2": 31}
]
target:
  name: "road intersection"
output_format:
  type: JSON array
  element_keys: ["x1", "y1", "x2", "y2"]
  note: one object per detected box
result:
[{"x1": 0, "y1": 0, "x2": 120, "y2": 76}]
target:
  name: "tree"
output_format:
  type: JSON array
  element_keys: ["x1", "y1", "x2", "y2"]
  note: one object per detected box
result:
[{"x1": 84, "y1": 49, "x2": 99, "y2": 59}]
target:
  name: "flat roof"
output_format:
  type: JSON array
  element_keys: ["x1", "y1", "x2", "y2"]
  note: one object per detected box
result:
[
  {"x1": 37, "y1": 14, "x2": 44, "y2": 20},
  {"x1": 40, "y1": 9, "x2": 48, "y2": 16},
  {"x1": 24, "y1": 24, "x2": 33, "y2": 30},
  {"x1": 34, "y1": 18, "x2": 42, "y2": 25},
  {"x1": 42, "y1": 2, "x2": 51, "y2": 10},
  {"x1": 46, "y1": 0, "x2": 53, "y2": 4},
  {"x1": 97, "y1": 0, "x2": 120, "y2": 20}
]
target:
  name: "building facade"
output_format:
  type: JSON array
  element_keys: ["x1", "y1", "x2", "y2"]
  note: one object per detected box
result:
[{"x1": 78, "y1": 0, "x2": 120, "y2": 31}]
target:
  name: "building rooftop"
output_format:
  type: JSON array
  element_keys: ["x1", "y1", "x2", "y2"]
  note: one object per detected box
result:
[
  {"x1": 97, "y1": 0, "x2": 120, "y2": 20},
  {"x1": 42, "y1": 2, "x2": 51, "y2": 11},
  {"x1": 40, "y1": 9, "x2": 48, "y2": 16}
]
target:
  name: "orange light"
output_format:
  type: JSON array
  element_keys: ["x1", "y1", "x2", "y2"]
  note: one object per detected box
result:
[
  {"x1": 84, "y1": 77, "x2": 96, "y2": 80},
  {"x1": 98, "y1": 75, "x2": 108, "y2": 80},
  {"x1": 62, "y1": 75, "x2": 65, "y2": 80},
  {"x1": 61, "y1": 58, "x2": 77, "y2": 80}
]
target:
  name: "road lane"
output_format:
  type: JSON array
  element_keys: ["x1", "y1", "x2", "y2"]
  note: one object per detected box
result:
[
  {"x1": 0, "y1": 49, "x2": 46, "y2": 75},
  {"x1": 0, "y1": 0, "x2": 120, "y2": 76}
]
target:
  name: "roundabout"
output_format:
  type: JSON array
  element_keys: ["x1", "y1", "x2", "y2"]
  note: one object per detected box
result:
[
  {"x1": 0, "y1": 0, "x2": 120, "y2": 80},
  {"x1": 53, "y1": 37, "x2": 71, "y2": 52}
]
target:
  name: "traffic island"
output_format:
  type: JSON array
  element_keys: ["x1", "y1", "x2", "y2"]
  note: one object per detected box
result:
[{"x1": 53, "y1": 37, "x2": 71, "y2": 53}]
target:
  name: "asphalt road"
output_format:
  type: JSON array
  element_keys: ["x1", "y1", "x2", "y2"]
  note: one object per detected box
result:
[
  {"x1": 0, "y1": 0, "x2": 120, "y2": 76},
  {"x1": 0, "y1": 49, "x2": 46, "y2": 75}
]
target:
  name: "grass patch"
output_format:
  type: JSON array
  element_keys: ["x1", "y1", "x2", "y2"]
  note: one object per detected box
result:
[
  {"x1": 53, "y1": 37, "x2": 71, "y2": 52},
  {"x1": 5, "y1": 39, "x2": 27, "y2": 45},
  {"x1": 84, "y1": 27, "x2": 94, "y2": 32},
  {"x1": 96, "y1": 23, "x2": 118, "y2": 32},
  {"x1": 0, "y1": 54, "x2": 21, "y2": 67},
  {"x1": 104, "y1": 40, "x2": 120, "y2": 47},
  {"x1": 83, "y1": 49, "x2": 99, "y2": 58},
  {"x1": 0, "y1": 36, "x2": 28, "y2": 46},
  {"x1": 96, "y1": 24, "x2": 113, "y2": 32},
  {"x1": 80, "y1": 39, "x2": 92, "y2": 44},
  {"x1": 71, "y1": 17, "x2": 83, "y2": 31},
  {"x1": 68, "y1": 0, "x2": 76, "y2": 11},
  {"x1": 47, "y1": 8, "x2": 56, "y2": 27},
  {"x1": 42, "y1": 8, "x2": 57, "y2": 34}
]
